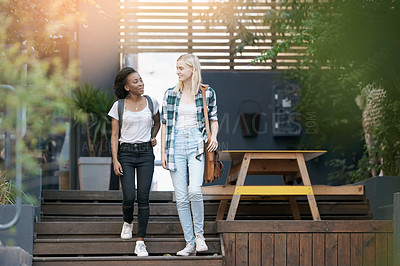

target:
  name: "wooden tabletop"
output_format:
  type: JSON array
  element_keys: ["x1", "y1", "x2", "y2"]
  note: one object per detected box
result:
[{"x1": 219, "y1": 150, "x2": 326, "y2": 162}]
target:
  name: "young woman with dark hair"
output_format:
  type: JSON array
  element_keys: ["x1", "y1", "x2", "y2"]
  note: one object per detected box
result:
[{"x1": 108, "y1": 67, "x2": 160, "y2": 256}]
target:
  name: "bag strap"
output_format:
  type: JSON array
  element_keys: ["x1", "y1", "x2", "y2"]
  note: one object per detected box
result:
[
  {"x1": 201, "y1": 85, "x2": 211, "y2": 142},
  {"x1": 117, "y1": 98, "x2": 124, "y2": 139},
  {"x1": 144, "y1": 95, "x2": 154, "y2": 116},
  {"x1": 117, "y1": 95, "x2": 155, "y2": 138},
  {"x1": 144, "y1": 95, "x2": 155, "y2": 138}
]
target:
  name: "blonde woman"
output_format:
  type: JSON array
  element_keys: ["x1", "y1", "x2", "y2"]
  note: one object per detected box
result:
[{"x1": 161, "y1": 54, "x2": 219, "y2": 256}]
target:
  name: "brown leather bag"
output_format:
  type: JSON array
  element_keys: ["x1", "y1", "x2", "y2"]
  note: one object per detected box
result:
[{"x1": 201, "y1": 85, "x2": 223, "y2": 183}]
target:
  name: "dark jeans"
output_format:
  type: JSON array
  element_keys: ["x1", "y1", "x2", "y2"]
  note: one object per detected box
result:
[{"x1": 118, "y1": 141, "x2": 154, "y2": 238}]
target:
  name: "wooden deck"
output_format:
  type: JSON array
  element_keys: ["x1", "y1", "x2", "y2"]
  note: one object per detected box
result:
[{"x1": 218, "y1": 220, "x2": 393, "y2": 266}]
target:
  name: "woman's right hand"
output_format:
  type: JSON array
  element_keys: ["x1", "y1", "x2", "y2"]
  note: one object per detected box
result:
[
  {"x1": 113, "y1": 160, "x2": 123, "y2": 176},
  {"x1": 161, "y1": 153, "x2": 167, "y2": 170}
]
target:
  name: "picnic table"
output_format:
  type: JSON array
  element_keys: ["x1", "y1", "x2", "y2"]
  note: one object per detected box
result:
[{"x1": 202, "y1": 150, "x2": 364, "y2": 221}]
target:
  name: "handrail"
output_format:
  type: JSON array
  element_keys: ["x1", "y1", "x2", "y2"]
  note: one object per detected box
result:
[{"x1": 0, "y1": 84, "x2": 25, "y2": 230}]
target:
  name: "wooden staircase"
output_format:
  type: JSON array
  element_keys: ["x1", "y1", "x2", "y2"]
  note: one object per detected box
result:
[
  {"x1": 33, "y1": 190, "x2": 224, "y2": 266},
  {"x1": 33, "y1": 189, "x2": 372, "y2": 265}
]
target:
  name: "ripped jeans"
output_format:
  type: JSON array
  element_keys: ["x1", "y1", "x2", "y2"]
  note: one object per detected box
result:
[
  {"x1": 170, "y1": 128, "x2": 205, "y2": 247},
  {"x1": 118, "y1": 142, "x2": 154, "y2": 237}
]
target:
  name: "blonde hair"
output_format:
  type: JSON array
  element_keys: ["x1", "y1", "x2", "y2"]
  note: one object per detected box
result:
[{"x1": 173, "y1": 54, "x2": 202, "y2": 96}]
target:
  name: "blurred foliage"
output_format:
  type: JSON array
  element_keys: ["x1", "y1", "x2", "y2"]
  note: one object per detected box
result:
[
  {"x1": 367, "y1": 86, "x2": 400, "y2": 176},
  {"x1": 0, "y1": 0, "x2": 82, "y2": 185},
  {"x1": 0, "y1": 171, "x2": 37, "y2": 205},
  {"x1": 72, "y1": 83, "x2": 114, "y2": 157},
  {"x1": 326, "y1": 159, "x2": 355, "y2": 186},
  {"x1": 0, "y1": 0, "x2": 101, "y2": 56},
  {"x1": 0, "y1": 170, "x2": 15, "y2": 204},
  {"x1": 211, "y1": 0, "x2": 400, "y2": 182}
]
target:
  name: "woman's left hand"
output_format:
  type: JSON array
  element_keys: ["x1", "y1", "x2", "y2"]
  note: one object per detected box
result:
[
  {"x1": 151, "y1": 137, "x2": 157, "y2": 147},
  {"x1": 207, "y1": 137, "x2": 218, "y2": 152}
]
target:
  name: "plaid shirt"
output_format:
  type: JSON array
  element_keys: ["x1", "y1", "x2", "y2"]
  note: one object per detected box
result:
[{"x1": 161, "y1": 86, "x2": 218, "y2": 171}]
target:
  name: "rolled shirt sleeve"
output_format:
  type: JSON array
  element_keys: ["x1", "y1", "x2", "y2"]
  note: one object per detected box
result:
[{"x1": 207, "y1": 87, "x2": 218, "y2": 121}]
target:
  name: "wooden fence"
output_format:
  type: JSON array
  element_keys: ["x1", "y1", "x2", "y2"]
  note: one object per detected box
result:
[
  {"x1": 218, "y1": 220, "x2": 393, "y2": 266},
  {"x1": 119, "y1": 0, "x2": 305, "y2": 70}
]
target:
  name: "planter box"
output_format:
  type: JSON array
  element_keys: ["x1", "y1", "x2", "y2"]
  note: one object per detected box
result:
[
  {"x1": 0, "y1": 204, "x2": 35, "y2": 255},
  {"x1": 78, "y1": 157, "x2": 111, "y2": 190},
  {"x1": 0, "y1": 246, "x2": 32, "y2": 266},
  {"x1": 356, "y1": 176, "x2": 400, "y2": 220}
]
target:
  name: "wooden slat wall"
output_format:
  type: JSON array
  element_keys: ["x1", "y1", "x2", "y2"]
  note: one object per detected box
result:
[
  {"x1": 218, "y1": 220, "x2": 393, "y2": 266},
  {"x1": 119, "y1": 0, "x2": 305, "y2": 70}
]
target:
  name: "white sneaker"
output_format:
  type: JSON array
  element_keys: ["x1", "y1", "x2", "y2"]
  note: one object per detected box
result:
[
  {"x1": 120, "y1": 222, "x2": 133, "y2": 239},
  {"x1": 134, "y1": 241, "x2": 149, "y2": 256},
  {"x1": 176, "y1": 243, "x2": 196, "y2": 256},
  {"x1": 195, "y1": 234, "x2": 208, "y2": 252}
]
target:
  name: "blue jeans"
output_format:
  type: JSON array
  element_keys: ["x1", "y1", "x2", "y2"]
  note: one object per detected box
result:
[
  {"x1": 118, "y1": 141, "x2": 154, "y2": 238},
  {"x1": 170, "y1": 128, "x2": 205, "y2": 247}
]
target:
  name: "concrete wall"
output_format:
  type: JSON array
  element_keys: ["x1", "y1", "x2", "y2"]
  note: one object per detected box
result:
[
  {"x1": 356, "y1": 176, "x2": 400, "y2": 220},
  {"x1": 72, "y1": 0, "x2": 120, "y2": 188},
  {"x1": 78, "y1": 0, "x2": 119, "y2": 90},
  {"x1": 0, "y1": 246, "x2": 32, "y2": 266},
  {"x1": 0, "y1": 205, "x2": 35, "y2": 255},
  {"x1": 202, "y1": 71, "x2": 292, "y2": 151},
  {"x1": 202, "y1": 71, "x2": 334, "y2": 186}
]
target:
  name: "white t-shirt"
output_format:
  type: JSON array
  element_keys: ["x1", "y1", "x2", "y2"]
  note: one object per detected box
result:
[
  {"x1": 176, "y1": 103, "x2": 197, "y2": 129},
  {"x1": 108, "y1": 96, "x2": 160, "y2": 144}
]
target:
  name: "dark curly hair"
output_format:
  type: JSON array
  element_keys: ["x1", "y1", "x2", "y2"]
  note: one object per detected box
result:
[{"x1": 113, "y1": 67, "x2": 137, "y2": 99}]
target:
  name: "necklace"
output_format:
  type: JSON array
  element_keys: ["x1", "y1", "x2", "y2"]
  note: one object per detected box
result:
[{"x1": 128, "y1": 96, "x2": 140, "y2": 111}]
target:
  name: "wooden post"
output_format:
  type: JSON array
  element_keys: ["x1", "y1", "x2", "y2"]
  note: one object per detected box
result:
[
  {"x1": 394, "y1": 192, "x2": 400, "y2": 266},
  {"x1": 283, "y1": 175, "x2": 301, "y2": 220},
  {"x1": 226, "y1": 153, "x2": 252, "y2": 221},
  {"x1": 296, "y1": 153, "x2": 321, "y2": 221}
]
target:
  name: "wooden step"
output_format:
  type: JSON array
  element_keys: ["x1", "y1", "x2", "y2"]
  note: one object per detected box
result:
[
  {"x1": 39, "y1": 216, "x2": 182, "y2": 222},
  {"x1": 38, "y1": 214, "x2": 371, "y2": 224},
  {"x1": 232, "y1": 214, "x2": 372, "y2": 220},
  {"x1": 41, "y1": 202, "x2": 180, "y2": 216},
  {"x1": 43, "y1": 189, "x2": 368, "y2": 203},
  {"x1": 35, "y1": 221, "x2": 217, "y2": 238},
  {"x1": 42, "y1": 190, "x2": 173, "y2": 202},
  {"x1": 33, "y1": 255, "x2": 224, "y2": 266},
  {"x1": 41, "y1": 190, "x2": 372, "y2": 220},
  {"x1": 41, "y1": 201, "x2": 372, "y2": 218},
  {"x1": 204, "y1": 194, "x2": 369, "y2": 202},
  {"x1": 34, "y1": 237, "x2": 221, "y2": 256}
]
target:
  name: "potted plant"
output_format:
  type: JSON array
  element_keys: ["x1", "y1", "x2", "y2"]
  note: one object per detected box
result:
[{"x1": 72, "y1": 83, "x2": 114, "y2": 190}]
